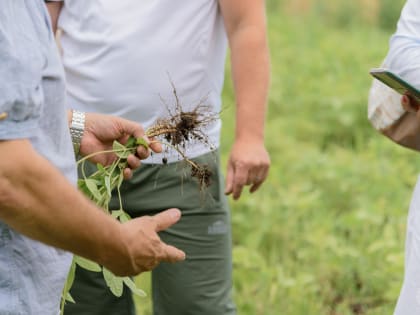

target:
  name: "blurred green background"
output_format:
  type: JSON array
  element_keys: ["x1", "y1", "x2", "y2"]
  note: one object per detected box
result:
[{"x1": 135, "y1": 0, "x2": 419, "y2": 314}]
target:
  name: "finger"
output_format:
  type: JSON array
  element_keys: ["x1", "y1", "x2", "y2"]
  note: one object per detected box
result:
[
  {"x1": 224, "y1": 162, "x2": 234, "y2": 195},
  {"x1": 250, "y1": 166, "x2": 269, "y2": 193},
  {"x1": 160, "y1": 244, "x2": 186, "y2": 263},
  {"x1": 118, "y1": 134, "x2": 131, "y2": 145},
  {"x1": 402, "y1": 94, "x2": 419, "y2": 112},
  {"x1": 136, "y1": 136, "x2": 151, "y2": 159},
  {"x1": 152, "y1": 208, "x2": 182, "y2": 232},
  {"x1": 123, "y1": 168, "x2": 133, "y2": 180},
  {"x1": 246, "y1": 168, "x2": 260, "y2": 186},
  {"x1": 149, "y1": 137, "x2": 162, "y2": 153},
  {"x1": 120, "y1": 118, "x2": 145, "y2": 139},
  {"x1": 402, "y1": 95, "x2": 413, "y2": 112},
  {"x1": 232, "y1": 164, "x2": 248, "y2": 200},
  {"x1": 407, "y1": 94, "x2": 420, "y2": 111},
  {"x1": 126, "y1": 154, "x2": 141, "y2": 169}
]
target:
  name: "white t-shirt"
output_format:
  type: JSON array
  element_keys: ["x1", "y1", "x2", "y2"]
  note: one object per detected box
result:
[
  {"x1": 57, "y1": 0, "x2": 227, "y2": 163},
  {"x1": 380, "y1": 1, "x2": 420, "y2": 315}
]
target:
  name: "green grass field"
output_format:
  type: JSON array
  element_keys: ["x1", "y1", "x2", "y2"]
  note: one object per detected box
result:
[{"x1": 135, "y1": 1, "x2": 420, "y2": 314}]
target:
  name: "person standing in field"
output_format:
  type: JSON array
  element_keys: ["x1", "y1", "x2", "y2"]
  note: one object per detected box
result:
[
  {"x1": 46, "y1": 0, "x2": 271, "y2": 314},
  {"x1": 0, "y1": 1, "x2": 186, "y2": 314},
  {"x1": 369, "y1": 0, "x2": 420, "y2": 314}
]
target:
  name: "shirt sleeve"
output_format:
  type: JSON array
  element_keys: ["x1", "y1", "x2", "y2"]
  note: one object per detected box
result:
[
  {"x1": 383, "y1": 0, "x2": 420, "y2": 89},
  {"x1": 0, "y1": 2, "x2": 44, "y2": 140}
]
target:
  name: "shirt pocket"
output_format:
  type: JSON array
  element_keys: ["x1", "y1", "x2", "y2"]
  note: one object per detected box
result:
[{"x1": 0, "y1": 52, "x2": 44, "y2": 123}]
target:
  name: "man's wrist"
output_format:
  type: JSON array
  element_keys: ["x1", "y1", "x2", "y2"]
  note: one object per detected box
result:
[
  {"x1": 235, "y1": 128, "x2": 265, "y2": 143},
  {"x1": 69, "y1": 110, "x2": 85, "y2": 156}
]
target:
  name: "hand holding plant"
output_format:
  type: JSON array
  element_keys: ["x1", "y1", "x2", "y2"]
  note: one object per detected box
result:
[
  {"x1": 79, "y1": 112, "x2": 162, "y2": 178},
  {"x1": 61, "y1": 86, "x2": 218, "y2": 313}
]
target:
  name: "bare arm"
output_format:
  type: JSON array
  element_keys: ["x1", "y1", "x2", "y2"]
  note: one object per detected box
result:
[
  {"x1": 219, "y1": 0, "x2": 271, "y2": 199},
  {"x1": 45, "y1": 1, "x2": 63, "y2": 34},
  {"x1": 0, "y1": 139, "x2": 184, "y2": 276}
]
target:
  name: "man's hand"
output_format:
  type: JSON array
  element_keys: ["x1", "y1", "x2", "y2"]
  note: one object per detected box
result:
[
  {"x1": 225, "y1": 138, "x2": 270, "y2": 200},
  {"x1": 104, "y1": 208, "x2": 186, "y2": 276},
  {"x1": 79, "y1": 112, "x2": 162, "y2": 178}
]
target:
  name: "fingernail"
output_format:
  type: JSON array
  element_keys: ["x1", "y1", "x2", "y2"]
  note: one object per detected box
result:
[{"x1": 168, "y1": 208, "x2": 181, "y2": 219}]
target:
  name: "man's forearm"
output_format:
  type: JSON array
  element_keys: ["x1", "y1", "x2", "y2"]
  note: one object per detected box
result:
[
  {"x1": 221, "y1": 0, "x2": 270, "y2": 142},
  {"x1": 230, "y1": 26, "x2": 270, "y2": 141},
  {"x1": 0, "y1": 139, "x2": 125, "y2": 267}
]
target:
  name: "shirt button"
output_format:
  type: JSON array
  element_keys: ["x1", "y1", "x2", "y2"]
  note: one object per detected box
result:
[{"x1": 0, "y1": 112, "x2": 8, "y2": 120}]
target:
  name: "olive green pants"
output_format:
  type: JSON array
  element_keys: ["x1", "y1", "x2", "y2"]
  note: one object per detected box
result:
[{"x1": 64, "y1": 151, "x2": 236, "y2": 315}]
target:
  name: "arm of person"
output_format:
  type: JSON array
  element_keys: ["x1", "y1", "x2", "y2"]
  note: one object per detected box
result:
[
  {"x1": 0, "y1": 139, "x2": 184, "y2": 276},
  {"x1": 45, "y1": 1, "x2": 63, "y2": 34},
  {"x1": 0, "y1": 6, "x2": 183, "y2": 275},
  {"x1": 219, "y1": 0, "x2": 271, "y2": 200}
]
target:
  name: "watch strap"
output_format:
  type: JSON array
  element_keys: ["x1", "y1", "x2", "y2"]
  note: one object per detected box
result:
[{"x1": 70, "y1": 110, "x2": 85, "y2": 156}]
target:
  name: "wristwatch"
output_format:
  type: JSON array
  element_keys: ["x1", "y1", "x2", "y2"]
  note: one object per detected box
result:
[{"x1": 70, "y1": 110, "x2": 85, "y2": 156}]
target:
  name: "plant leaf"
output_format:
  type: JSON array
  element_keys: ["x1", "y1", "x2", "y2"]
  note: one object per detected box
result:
[
  {"x1": 104, "y1": 175, "x2": 112, "y2": 197},
  {"x1": 111, "y1": 210, "x2": 123, "y2": 219},
  {"x1": 66, "y1": 292, "x2": 75, "y2": 303},
  {"x1": 117, "y1": 171, "x2": 124, "y2": 188},
  {"x1": 103, "y1": 267, "x2": 124, "y2": 297},
  {"x1": 74, "y1": 256, "x2": 102, "y2": 272},
  {"x1": 97, "y1": 163, "x2": 106, "y2": 174},
  {"x1": 66, "y1": 259, "x2": 77, "y2": 290},
  {"x1": 119, "y1": 211, "x2": 131, "y2": 223},
  {"x1": 123, "y1": 277, "x2": 147, "y2": 297},
  {"x1": 113, "y1": 141, "x2": 130, "y2": 158},
  {"x1": 136, "y1": 137, "x2": 149, "y2": 149},
  {"x1": 77, "y1": 180, "x2": 90, "y2": 196},
  {"x1": 84, "y1": 178, "x2": 103, "y2": 201}
]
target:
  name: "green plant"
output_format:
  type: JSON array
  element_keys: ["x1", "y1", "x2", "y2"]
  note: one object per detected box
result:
[{"x1": 60, "y1": 89, "x2": 218, "y2": 314}]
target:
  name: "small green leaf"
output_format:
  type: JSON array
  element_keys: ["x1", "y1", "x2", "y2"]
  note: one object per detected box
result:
[
  {"x1": 113, "y1": 141, "x2": 130, "y2": 158},
  {"x1": 136, "y1": 137, "x2": 149, "y2": 149},
  {"x1": 119, "y1": 211, "x2": 131, "y2": 223},
  {"x1": 66, "y1": 259, "x2": 77, "y2": 290},
  {"x1": 66, "y1": 292, "x2": 75, "y2": 303},
  {"x1": 104, "y1": 176, "x2": 111, "y2": 197},
  {"x1": 103, "y1": 268, "x2": 124, "y2": 297},
  {"x1": 84, "y1": 178, "x2": 103, "y2": 201},
  {"x1": 112, "y1": 140, "x2": 126, "y2": 151},
  {"x1": 117, "y1": 171, "x2": 124, "y2": 188},
  {"x1": 111, "y1": 210, "x2": 123, "y2": 219},
  {"x1": 74, "y1": 256, "x2": 102, "y2": 272},
  {"x1": 77, "y1": 180, "x2": 90, "y2": 196},
  {"x1": 97, "y1": 163, "x2": 106, "y2": 173},
  {"x1": 123, "y1": 277, "x2": 147, "y2": 297}
]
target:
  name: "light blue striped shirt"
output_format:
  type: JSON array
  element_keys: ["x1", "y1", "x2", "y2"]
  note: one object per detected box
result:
[{"x1": 0, "y1": 0, "x2": 76, "y2": 314}]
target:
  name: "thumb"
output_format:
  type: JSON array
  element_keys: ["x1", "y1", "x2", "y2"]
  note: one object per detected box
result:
[
  {"x1": 119, "y1": 118, "x2": 145, "y2": 139},
  {"x1": 152, "y1": 208, "x2": 182, "y2": 232}
]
